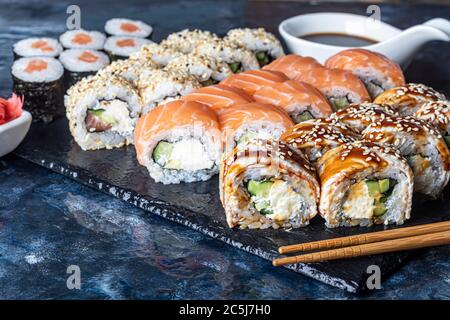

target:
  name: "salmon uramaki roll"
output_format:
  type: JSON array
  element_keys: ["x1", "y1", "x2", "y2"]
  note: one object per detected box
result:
[
  {"x1": 220, "y1": 139, "x2": 320, "y2": 229},
  {"x1": 374, "y1": 83, "x2": 446, "y2": 116},
  {"x1": 263, "y1": 54, "x2": 322, "y2": 80},
  {"x1": 134, "y1": 100, "x2": 221, "y2": 184},
  {"x1": 182, "y1": 84, "x2": 253, "y2": 113},
  {"x1": 362, "y1": 116, "x2": 450, "y2": 198},
  {"x1": 325, "y1": 49, "x2": 405, "y2": 99},
  {"x1": 219, "y1": 102, "x2": 293, "y2": 153},
  {"x1": 318, "y1": 141, "x2": 413, "y2": 227},
  {"x1": 254, "y1": 80, "x2": 334, "y2": 123},
  {"x1": 220, "y1": 69, "x2": 288, "y2": 96},
  {"x1": 414, "y1": 100, "x2": 450, "y2": 147}
]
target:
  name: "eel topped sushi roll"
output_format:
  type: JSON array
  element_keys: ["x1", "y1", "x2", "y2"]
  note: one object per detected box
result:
[
  {"x1": 134, "y1": 99, "x2": 221, "y2": 184},
  {"x1": 218, "y1": 102, "x2": 294, "y2": 153},
  {"x1": 318, "y1": 141, "x2": 414, "y2": 227},
  {"x1": 220, "y1": 139, "x2": 320, "y2": 229},
  {"x1": 13, "y1": 37, "x2": 63, "y2": 59},
  {"x1": 220, "y1": 69, "x2": 288, "y2": 96},
  {"x1": 194, "y1": 39, "x2": 259, "y2": 73},
  {"x1": 104, "y1": 36, "x2": 154, "y2": 61},
  {"x1": 225, "y1": 28, "x2": 285, "y2": 67},
  {"x1": 362, "y1": 116, "x2": 450, "y2": 198},
  {"x1": 65, "y1": 74, "x2": 142, "y2": 150},
  {"x1": 96, "y1": 58, "x2": 159, "y2": 87},
  {"x1": 12, "y1": 57, "x2": 64, "y2": 123},
  {"x1": 281, "y1": 118, "x2": 357, "y2": 166},
  {"x1": 182, "y1": 84, "x2": 253, "y2": 113},
  {"x1": 129, "y1": 43, "x2": 183, "y2": 66},
  {"x1": 138, "y1": 69, "x2": 201, "y2": 114},
  {"x1": 414, "y1": 100, "x2": 450, "y2": 147},
  {"x1": 59, "y1": 49, "x2": 110, "y2": 87},
  {"x1": 165, "y1": 53, "x2": 232, "y2": 86},
  {"x1": 374, "y1": 83, "x2": 446, "y2": 116},
  {"x1": 329, "y1": 102, "x2": 398, "y2": 133},
  {"x1": 325, "y1": 49, "x2": 406, "y2": 99},
  {"x1": 105, "y1": 18, "x2": 152, "y2": 38},
  {"x1": 59, "y1": 29, "x2": 106, "y2": 50},
  {"x1": 254, "y1": 80, "x2": 334, "y2": 123},
  {"x1": 162, "y1": 29, "x2": 219, "y2": 54}
]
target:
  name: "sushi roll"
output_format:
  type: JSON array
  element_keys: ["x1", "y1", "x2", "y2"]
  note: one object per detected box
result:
[
  {"x1": 164, "y1": 53, "x2": 232, "y2": 86},
  {"x1": 281, "y1": 118, "x2": 357, "y2": 166},
  {"x1": 182, "y1": 84, "x2": 253, "y2": 113},
  {"x1": 220, "y1": 139, "x2": 320, "y2": 229},
  {"x1": 263, "y1": 54, "x2": 322, "y2": 80},
  {"x1": 220, "y1": 69, "x2": 288, "y2": 96},
  {"x1": 194, "y1": 39, "x2": 259, "y2": 73},
  {"x1": 317, "y1": 141, "x2": 414, "y2": 227},
  {"x1": 96, "y1": 58, "x2": 159, "y2": 87},
  {"x1": 329, "y1": 102, "x2": 398, "y2": 133},
  {"x1": 59, "y1": 29, "x2": 106, "y2": 50},
  {"x1": 134, "y1": 100, "x2": 221, "y2": 184},
  {"x1": 219, "y1": 102, "x2": 293, "y2": 153},
  {"x1": 104, "y1": 36, "x2": 154, "y2": 61},
  {"x1": 129, "y1": 43, "x2": 183, "y2": 66},
  {"x1": 138, "y1": 69, "x2": 201, "y2": 114},
  {"x1": 161, "y1": 29, "x2": 219, "y2": 54},
  {"x1": 325, "y1": 49, "x2": 406, "y2": 99},
  {"x1": 65, "y1": 74, "x2": 142, "y2": 150},
  {"x1": 12, "y1": 57, "x2": 64, "y2": 123},
  {"x1": 254, "y1": 80, "x2": 334, "y2": 123},
  {"x1": 225, "y1": 28, "x2": 285, "y2": 67},
  {"x1": 104, "y1": 18, "x2": 152, "y2": 38},
  {"x1": 414, "y1": 100, "x2": 450, "y2": 147},
  {"x1": 362, "y1": 116, "x2": 450, "y2": 198},
  {"x1": 59, "y1": 49, "x2": 109, "y2": 88},
  {"x1": 13, "y1": 37, "x2": 62, "y2": 59},
  {"x1": 374, "y1": 83, "x2": 446, "y2": 116}
]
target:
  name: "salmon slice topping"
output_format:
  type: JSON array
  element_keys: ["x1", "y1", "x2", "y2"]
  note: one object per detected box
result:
[
  {"x1": 24, "y1": 59, "x2": 48, "y2": 73},
  {"x1": 78, "y1": 51, "x2": 99, "y2": 63},
  {"x1": 31, "y1": 40, "x2": 53, "y2": 52},
  {"x1": 120, "y1": 23, "x2": 140, "y2": 33},
  {"x1": 72, "y1": 33, "x2": 92, "y2": 45},
  {"x1": 117, "y1": 38, "x2": 136, "y2": 47}
]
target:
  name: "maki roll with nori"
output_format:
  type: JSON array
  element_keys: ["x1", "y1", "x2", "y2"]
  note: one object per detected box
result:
[
  {"x1": 194, "y1": 39, "x2": 259, "y2": 73},
  {"x1": 162, "y1": 29, "x2": 219, "y2": 54},
  {"x1": 134, "y1": 100, "x2": 221, "y2": 184},
  {"x1": 104, "y1": 18, "x2": 152, "y2": 38},
  {"x1": 318, "y1": 141, "x2": 413, "y2": 227},
  {"x1": 225, "y1": 28, "x2": 285, "y2": 67},
  {"x1": 220, "y1": 139, "x2": 320, "y2": 229},
  {"x1": 362, "y1": 116, "x2": 450, "y2": 198},
  {"x1": 414, "y1": 100, "x2": 450, "y2": 147},
  {"x1": 12, "y1": 57, "x2": 64, "y2": 123},
  {"x1": 374, "y1": 83, "x2": 446, "y2": 116},
  {"x1": 104, "y1": 36, "x2": 154, "y2": 61},
  {"x1": 13, "y1": 37, "x2": 62, "y2": 59},
  {"x1": 165, "y1": 53, "x2": 232, "y2": 86},
  {"x1": 59, "y1": 49, "x2": 110, "y2": 88},
  {"x1": 59, "y1": 29, "x2": 106, "y2": 50},
  {"x1": 325, "y1": 49, "x2": 405, "y2": 99},
  {"x1": 65, "y1": 74, "x2": 142, "y2": 150}
]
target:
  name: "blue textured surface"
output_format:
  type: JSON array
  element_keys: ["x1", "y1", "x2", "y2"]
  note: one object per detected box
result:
[{"x1": 1, "y1": 0, "x2": 450, "y2": 299}]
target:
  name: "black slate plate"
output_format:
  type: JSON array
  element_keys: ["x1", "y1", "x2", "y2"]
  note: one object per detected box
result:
[{"x1": 14, "y1": 117, "x2": 450, "y2": 293}]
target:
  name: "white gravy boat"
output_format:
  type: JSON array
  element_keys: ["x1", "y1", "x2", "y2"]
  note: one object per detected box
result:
[{"x1": 279, "y1": 12, "x2": 450, "y2": 69}]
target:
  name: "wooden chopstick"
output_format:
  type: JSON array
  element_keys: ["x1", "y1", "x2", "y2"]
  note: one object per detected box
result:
[
  {"x1": 278, "y1": 220, "x2": 450, "y2": 254},
  {"x1": 273, "y1": 229, "x2": 450, "y2": 267}
]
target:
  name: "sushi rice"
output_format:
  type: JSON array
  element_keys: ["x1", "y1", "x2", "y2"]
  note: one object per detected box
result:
[{"x1": 59, "y1": 29, "x2": 106, "y2": 50}]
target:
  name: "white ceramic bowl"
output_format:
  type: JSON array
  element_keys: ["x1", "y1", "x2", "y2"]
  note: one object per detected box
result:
[{"x1": 0, "y1": 111, "x2": 32, "y2": 157}]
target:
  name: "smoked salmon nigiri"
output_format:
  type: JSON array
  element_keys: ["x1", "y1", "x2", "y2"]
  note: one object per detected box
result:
[
  {"x1": 220, "y1": 69, "x2": 288, "y2": 96},
  {"x1": 253, "y1": 80, "x2": 333, "y2": 123},
  {"x1": 218, "y1": 102, "x2": 294, "y2": 153},
  {"x1": 182, "y1": 84, "x2": 253, "y2": 113},
  {"x1": 263, "y1": 54, "x2": 322, "y2": 80},
  {"x1": 134, "y1": 99, "x2": 221, "y2": 184}
]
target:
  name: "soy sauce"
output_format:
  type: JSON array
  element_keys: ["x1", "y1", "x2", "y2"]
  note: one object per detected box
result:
[{"x1": 300, "y1": 32, "x2": 378, "y2": 47}]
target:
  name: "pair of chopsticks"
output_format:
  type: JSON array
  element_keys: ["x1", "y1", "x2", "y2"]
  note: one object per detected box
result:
[{"x1": 272, "y1": 220, "x2": 450, "y2": 267}]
